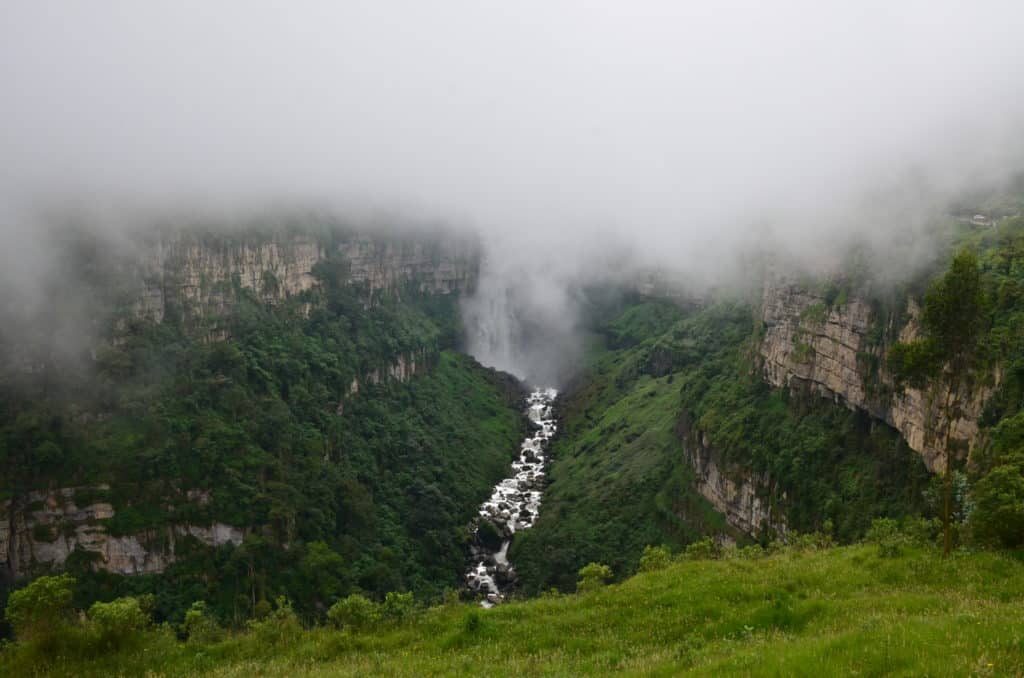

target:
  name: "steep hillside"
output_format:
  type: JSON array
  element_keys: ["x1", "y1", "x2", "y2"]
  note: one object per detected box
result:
[
  {"x1": 512, "y1": 296, "x2": 930, "y2": 593},
  {"x1": 508, "y1": 299, "x2": 728, "y2": 593},
  {"x1": 514, "y1": 216, "x2": 1024, "y2": 593},
  {"x1": 0, "y1": 222, "x2": 520, "y2": 626}
]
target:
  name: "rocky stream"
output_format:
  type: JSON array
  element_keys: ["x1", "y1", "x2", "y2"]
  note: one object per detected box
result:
[{"x1": 465, "y1": 388, "x2": 557, "y2": 606}]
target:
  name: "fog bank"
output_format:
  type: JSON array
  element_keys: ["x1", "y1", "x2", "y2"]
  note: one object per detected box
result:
[{"x1": 4, "y1": 2, "x2": 1024, "y2": 381}]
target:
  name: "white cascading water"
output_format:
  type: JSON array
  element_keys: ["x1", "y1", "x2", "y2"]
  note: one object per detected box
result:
[{"x1": 465, "y1": 388, "x2": 557, "y2": 606}]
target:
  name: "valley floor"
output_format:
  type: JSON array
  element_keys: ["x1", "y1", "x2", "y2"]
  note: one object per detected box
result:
[{"x1": 12, "y1": 544, "x2": 1024, "y2": 677}]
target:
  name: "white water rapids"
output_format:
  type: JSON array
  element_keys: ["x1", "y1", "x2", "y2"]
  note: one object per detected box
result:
[{"x1": 465, "y1": 388, "x2": 557, "y2": 606}]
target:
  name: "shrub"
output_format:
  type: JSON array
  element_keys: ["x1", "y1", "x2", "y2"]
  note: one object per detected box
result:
[
  {"x1": 900, "y1": 516, "x2": 941, "y2": 546},
  {"x1": 735, "y1": 545, "x2": 766, "y2": 560},
  {"x1": 327, "y1": 594, "x2": 380, "y2": 631},
  {"x1": 87, "y1": 596, "x2": 149, "y2": 650},
  {"x1": 246, "y1": 597, "x2": 302, "y2": 646},
  {"x1": 969, "y1": 454, "x2": 1024, "y2": 548},
  {"x1": 253, "y1": 599, "x2": 273, "y2": 620},
  {"x1": 683, "y1": 537, "x2": 718, "y2": 560},
  {"x1": 381, "y1": 591, "x2": 417, "y2": 623},
  {"x1": 462, "y1": 610, "x2": 483, "y2": 634},
  {"x1": 441, "y1": 588, "x2": 462, "y2": 607},
  {"x1": 790, "y1": 530, "x2": 833, "y2": 551},
  {"x1": 182, "y1": 601, "x2": 225, "y2": 644},
  {"x1": 638, "y1": 545, "x2": 672, "y2": 572},
  {"x1": 577, "y1": 563, "x2": 613, "y2": 593},
  {"x1": 5, "y1": 574, "x2": 75, "y2": 643},
  {"x1": 866, "y1": 517, "x2": 906, "y2": 558}
]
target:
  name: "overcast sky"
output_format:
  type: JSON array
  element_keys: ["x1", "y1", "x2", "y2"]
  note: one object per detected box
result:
[
  {"x1": 4, "y1": 2, "x2": 1024, "y2": 379},
  {"x1": 4, "y1": 2, "x2": 1024, "y2": 255}
]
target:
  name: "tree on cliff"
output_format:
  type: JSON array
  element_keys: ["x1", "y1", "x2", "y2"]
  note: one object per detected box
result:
[{"x1": 888, "y1": 249, "x2": 990, "y2": 556}]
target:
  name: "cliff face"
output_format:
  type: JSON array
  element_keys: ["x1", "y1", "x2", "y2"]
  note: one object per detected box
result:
[
  {"x1": 1, "y1": 227, "x2": 479, "y2": 579},
  {"x1": 130, "y1": 230, "x2": 479, "y2": 323},
  {"x1": 337, "y1": 348, "x2": 433, "y2": 413},
  {"x1": 1, "y1": 487, "x2": 243, "y2": 577},
  {"x1": 132, "y1": 234, "x2": 326, "y2": 322},
  {"x1": 682, "y1": 426, "x2": 786, "y2": 539},
  {"x1": 758, "y1": 278, "x2": 991, "y2": 472}
]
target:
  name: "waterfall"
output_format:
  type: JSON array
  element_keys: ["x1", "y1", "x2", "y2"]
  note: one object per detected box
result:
[{"x1": 465, "y1": 388, "x2": 557, "y2": 606}]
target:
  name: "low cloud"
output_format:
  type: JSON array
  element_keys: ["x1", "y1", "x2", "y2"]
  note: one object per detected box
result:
[{"x1": 3, "y1": 2, "x2": 1024, "y2": 382}]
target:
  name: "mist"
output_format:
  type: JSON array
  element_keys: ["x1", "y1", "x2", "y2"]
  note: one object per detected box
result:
[{"x1": 4, "y1": 2, "x2": 1024, "y2": 383}]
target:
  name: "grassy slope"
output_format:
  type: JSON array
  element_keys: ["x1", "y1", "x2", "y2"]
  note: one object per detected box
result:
[{"x1": 17, "y1": 545, "x2": 1024, "y2": 676}]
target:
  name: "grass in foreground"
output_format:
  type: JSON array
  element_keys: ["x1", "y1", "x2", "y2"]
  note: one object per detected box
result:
[{"x1": 6, "y1": 544, "x2": 1024, "y2": 677}]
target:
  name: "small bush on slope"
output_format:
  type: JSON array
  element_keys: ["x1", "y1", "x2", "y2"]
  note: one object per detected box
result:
[{"x1": 576, "y1": 563, "x2": 613, "y2": 593}]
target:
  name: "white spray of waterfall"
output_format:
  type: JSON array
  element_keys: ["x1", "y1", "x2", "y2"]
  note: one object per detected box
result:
[{"x1": 461, "y1": 248, "x2": 584, "y2": 387}]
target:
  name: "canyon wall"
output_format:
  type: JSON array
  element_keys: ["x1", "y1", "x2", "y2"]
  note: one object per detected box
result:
[
  {"x1": 130, "y1": 229, "x2": 479, "y2": 323},
  {"x1": 0, "y1": 227, "x2": 479, "y2": 579},
  {"x1": 1, "y1": 487, "x2": 243, "y2": 577},
  {"x1": 681, "y1": 423, "x2": 786, "y2": 540},
  {"x1": 757, "y1": 278, "x2": 991, "y2": 472}
]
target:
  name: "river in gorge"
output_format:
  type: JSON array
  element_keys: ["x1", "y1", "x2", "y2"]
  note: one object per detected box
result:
[{"x1": 465, "y1": 388, "x2": 557, "y2": 606}]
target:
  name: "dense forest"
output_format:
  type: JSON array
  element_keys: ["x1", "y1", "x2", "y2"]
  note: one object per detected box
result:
[
  {"x1": 4, "y1": 217, "x2": 1024, "y2": 675},
  {"x1": 509, "y1": 216, "x2": 1024, "y2": 595},
  {"x1": 511, "y1": 296, "x2": 931, "y2": 593},
  {"x1": 0, "y1": 233, "x2": 523, "y2": 628}
]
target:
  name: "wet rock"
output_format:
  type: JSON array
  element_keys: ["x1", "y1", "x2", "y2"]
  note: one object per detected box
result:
[{"x1": 464, "y1": 388, "x2": 557, "y2": 606}]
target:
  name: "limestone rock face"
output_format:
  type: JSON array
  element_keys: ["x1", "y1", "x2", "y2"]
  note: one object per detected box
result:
[
  {"x1": 339, "y1": 238, "x2": 478, "y2": 302},
  {"x1": 130, "y1": 230, "x2": 479, "y2": 323},
  {"x1": 337, "y1": 348, "x2": 433, "y2": 413},
  {"x1": 683, "y1": 430, "x2": 785, "y2": 539},
  {"x1": 133, "y1": 235, "x2": 325, "y2": 321},
  {"x1": 0, "y1": 487, "x2": 243, "y2": 577},
  {"x1": 758, "y1": 278, "x2": 991, "y2": 472}
]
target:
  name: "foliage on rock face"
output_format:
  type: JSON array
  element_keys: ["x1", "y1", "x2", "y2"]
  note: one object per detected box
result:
[
  {"x1": 920, "y1": 249, "x2": 990, "y2": 373},
  {"x1": 0, "y1": 253, "x2": 522, "y2": 626},
  {"x1": 510, "y1": 300, "x2": 726, "y2": 594},
  {"x1": 513, "y1": 296, "x2": 931, "y2": 595}
]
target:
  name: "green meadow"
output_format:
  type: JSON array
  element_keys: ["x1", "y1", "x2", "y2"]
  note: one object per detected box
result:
[{"x1": 6, "y1": 544, "x2": 1023, "y2": 677}]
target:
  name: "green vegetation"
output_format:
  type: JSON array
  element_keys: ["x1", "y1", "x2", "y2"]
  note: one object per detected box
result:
[
  {"x1": 673, "y1": 304, "x2": 930, "y2": 541},
  {"x1": 0, "y1": 235, "x2": 522, "y2": 627},
  {"x1": 510, "y1": 300, "x2": 728, "y2": 594},
  {"x1": 513, "y1": 296, "x2": 930, "y2": 594},
  {"x1": 7, "y1": 215, "x2": 1024, "y2": 674},
  {"x1": 888, "y1": 249, "x2": 990, "y2": 554},
  {"x1": 575, "y1": 562, "x2": 613, "y2": 593},
  {"x1": 880, "y1": 217, "x2": 1024, "y2": 551},
  {"x1": 4, "y1": 543, "x2": 1023, "y2": 676}
]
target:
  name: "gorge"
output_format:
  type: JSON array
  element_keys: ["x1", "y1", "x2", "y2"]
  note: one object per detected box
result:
[
  {"x1": 465, "y1": 388, "x2": 557, "y2": 606},
  {"x1": 0, "y1": 210, "x2": 1019, "y2": 626}
]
